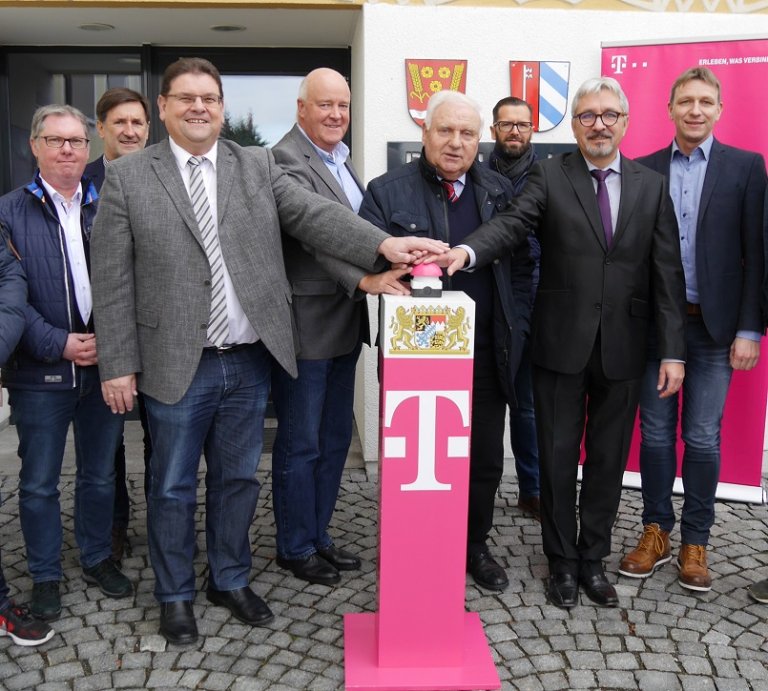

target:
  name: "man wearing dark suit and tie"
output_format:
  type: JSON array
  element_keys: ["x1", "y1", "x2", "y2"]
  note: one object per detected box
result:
[
  {"x1": 90, "y1": 57, "x2": 446, "y2": 645},
  {"x1": 85, "y1": 87, "x2": 151, "y2": 566},
  {"x1": 270, "y1": 69, "x2": 409, "y2": 586},
  {"x1": 434, "y1": 77, "x2": 687, "y2": 609},
  {"x1": 620, "y1": 67, "x2": 767, "y2": 592}
]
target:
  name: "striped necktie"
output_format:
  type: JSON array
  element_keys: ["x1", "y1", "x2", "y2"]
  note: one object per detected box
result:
[
  {"x1": 188, "y1": 156, "x2": 229, "y2": 347},
  {"x1": 441, "y1": 179, "x2": 458, "y2": 203}
]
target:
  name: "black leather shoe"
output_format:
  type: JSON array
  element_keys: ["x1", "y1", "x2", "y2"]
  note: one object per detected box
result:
[
  {"x1": 546, "y1": 573, "x2": 579, "y2": 609},
  {"x1": 467, "y1": 551, "x2": 509, "y2": 591},
  {"x1": 276, "y1": 553, "x2": 340, "y2": 586},
  {"x1": 206, "y1": 586, "x2": 274, "y2": 626},
  {"x1": 159, "y1": 601, "x2": 198, "y2": 645},
  {"x1": 580, "y1": 570, "x2": 619, "y2": 607},
  {"x1": 317, "y1": 545, "x2": 361, "y2": 571}
]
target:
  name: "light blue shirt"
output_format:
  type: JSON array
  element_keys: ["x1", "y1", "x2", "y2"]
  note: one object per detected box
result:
[
  {"x1": 669, "y1": 136, "x2": 712, "y2": 305},
  {"x1": 298, "y1": 126, "x2": 364, "y2": 213}
]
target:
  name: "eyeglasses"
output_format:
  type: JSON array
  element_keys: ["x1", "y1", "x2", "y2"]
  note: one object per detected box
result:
[
  {"x1": 572, "y1": 111, "x2": 625, "y2": 127},
  {"x1": 493, "y1": 121, "x2": 533, "y2": 134},
  {"x1": 37, "y1": 136, "x2": 90, "y2": 149},
  {"x1": 166, "y1": 93, "x2": 222, "y2": 107}
]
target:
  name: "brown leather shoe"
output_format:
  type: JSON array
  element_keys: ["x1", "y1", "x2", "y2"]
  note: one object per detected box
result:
[
  {"x1": 618, "y1": 523, "x2": 671, "y2": 578},
  {"x1": 517, "y1": 495, "x2": 541, "y2": 521},
  {"x1": 676, "y1": 544, "x2": 712, "y2": 592}
]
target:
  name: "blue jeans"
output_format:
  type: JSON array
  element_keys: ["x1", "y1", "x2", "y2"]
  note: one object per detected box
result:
[
  {"x1": 10, "y1": 366, "x2": 124, "y2": 581},
  {"x1": 509, "y1": 341, "x2": 540, "y2": 498},
  {"x1": 271, "y1": 343, "x2": 361, "y2": 560},
  {"x1": 143, "y1": 343, "x2": 271, "y2": 602},
  {"x1": 639, "y1": 318, "x2": 732, "y2": 545}
]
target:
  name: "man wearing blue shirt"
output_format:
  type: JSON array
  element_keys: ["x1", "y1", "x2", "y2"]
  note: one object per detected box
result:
[
  {"x1": 270, "y1": 69, "x2": 408, "y2": 586},
  {"x1": 620, "y1": 67, "x2": 767, "y2": 591}
]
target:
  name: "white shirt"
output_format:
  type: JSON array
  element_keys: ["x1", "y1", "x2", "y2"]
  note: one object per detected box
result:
[
  {"x1": 168, "y1": 137, "x2": 258, "y2": 346},
  {"x1": 40, "y1": 176, "x2": 91, "y2": 326}
]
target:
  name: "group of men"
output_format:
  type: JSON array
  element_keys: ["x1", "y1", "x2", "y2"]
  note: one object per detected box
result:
[{"x1": 0, "y1": 56, "x2": 766, "y2": 650}]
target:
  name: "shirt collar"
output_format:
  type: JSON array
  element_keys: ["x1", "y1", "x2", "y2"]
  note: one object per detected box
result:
[
  {"x1": 672, "y1": 134, "x2": 713, "y2": 161},
  {"x1": 39, "y1": 175, "x2": 82, "y2": 206},
  {"x1": 297, "y1": 125, "x2": 350, "y2": 165},
  {"x1": 168, "y1": 136, "x2": 218, "y2": 170},
  {"x1": 585, "y1": 152, "x2": 622, "y2": 175},
  {"x1": 437, "y1": 172, "x2": 468, "y2": 186}
]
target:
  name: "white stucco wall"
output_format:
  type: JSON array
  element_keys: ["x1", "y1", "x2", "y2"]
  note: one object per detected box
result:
[{"x1": 350, "y1": 3, "x2": 768, "y2": 462}]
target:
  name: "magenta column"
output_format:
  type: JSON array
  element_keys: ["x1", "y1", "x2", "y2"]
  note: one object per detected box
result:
[{"x1": 344, "y1": 292, "x2": 500, "y2": 690}]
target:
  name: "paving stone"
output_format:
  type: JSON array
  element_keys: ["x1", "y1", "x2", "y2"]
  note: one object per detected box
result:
[
  {"x1": 44, "y1": 661, "x2": 85, "y2": 682},
  {"x1": 73, "y1": 671, "x2": 114, "y2": 690},
  {"x1": 680, "y1": 675, "x2": 717, "y2": 690},
  {"x1": 112, "y1": 669, "x2": 147, "y2": 688},
  {"x1": 5, "y1": 669, "x2": 44, "y2": 690}
]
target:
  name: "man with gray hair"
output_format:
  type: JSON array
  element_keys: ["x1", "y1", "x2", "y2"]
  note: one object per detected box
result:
[
  {"x1": 360, "y1": 89, "x2": 533, "y2": 593},
  {"x1": 0, "y1": 104, "x2": 132, "y2": 622},
  {"x1": 431, "y1": 78, "x2": 687, "y2": 608}
]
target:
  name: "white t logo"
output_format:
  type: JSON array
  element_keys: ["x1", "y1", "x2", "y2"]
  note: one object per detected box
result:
[{"x1": 383, "y1": 390, "x2": 470, "y2": 492}]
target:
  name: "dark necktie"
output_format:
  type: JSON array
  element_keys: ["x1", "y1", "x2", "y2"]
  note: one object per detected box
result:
[
  {"x1": 441, "y1": 179, "x2": 458, "y2": 204},
  {"x1": 590, "y1": 169, "x2": 613, "y2": 249}
]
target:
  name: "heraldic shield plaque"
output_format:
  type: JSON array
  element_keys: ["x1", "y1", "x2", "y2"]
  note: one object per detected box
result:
[{"x1": 343, "y1": 293, "x2": 500, "y2": 690}]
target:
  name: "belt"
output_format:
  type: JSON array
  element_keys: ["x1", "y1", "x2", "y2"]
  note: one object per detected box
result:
[
  {"x1": 686, "y1": 302, "x2": 702, "y2": 316},
  {"x1": 203, "y1": 343, "x2": 252, "y2": 354}
]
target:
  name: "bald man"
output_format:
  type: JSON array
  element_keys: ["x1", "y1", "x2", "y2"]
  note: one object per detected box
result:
[{"x1": 270, "y1": 69, "x2": 402, "y2": 585}]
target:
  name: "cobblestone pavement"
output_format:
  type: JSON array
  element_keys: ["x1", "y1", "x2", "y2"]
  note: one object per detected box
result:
[{"x1": 1, "y1": 423, "x2": 767, "y2": 690}]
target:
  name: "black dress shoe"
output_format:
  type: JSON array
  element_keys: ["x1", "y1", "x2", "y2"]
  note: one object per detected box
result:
[
  {"x1": 206, "y1": 586, "x2": 274, "y2": 626},
  {"x1": 546, "y1": 573, "x2": 579, "y2": 609},
  {"x1": 580, "y1": 570, "x2": 619, "y2": 607},
  {"x1": 276, "y1": 553, "x2": 340, "y2": 586},
  {"x1": 467, "y1": 551, "x2": 509, "y2": 591},
  {"x1": 159, "y1": 601, "x2": 198, "y2": 645},
  {"x1": 317, "y1": 545, "x2": 361, "y2": 571}
]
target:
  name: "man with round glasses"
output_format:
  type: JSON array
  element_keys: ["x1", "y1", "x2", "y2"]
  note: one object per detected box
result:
[
  {"x1": 0, "y1": 104, "x2": 133, "y2": 622},
  {"x1": 489, "y1": 96, "x2": 541, "y2": 523},
  {"x1": 430, "y1": 77, "x2": 686, "y2": 609}
]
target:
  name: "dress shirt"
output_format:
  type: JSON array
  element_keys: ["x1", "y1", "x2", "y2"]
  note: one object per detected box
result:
[
  {"x1": 297, "y1": 126, "x2": 364, "y2": 212},
  {"x1": 670, "y1": 136, "x2": 711, "y2": 305},
  {"x1": 438, "y1": 173, "x2": 467, "y2": 198},
  {"x1": 168, "y1": 137, "x2": 258, "y2": 346},
  {"x1": 40, "y1": 176, "x2": 91, "y2": 326}
]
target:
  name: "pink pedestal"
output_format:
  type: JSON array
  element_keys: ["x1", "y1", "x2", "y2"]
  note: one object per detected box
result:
[{"x1": 344, "y1": 294, "x2": 500, "y2": 691}]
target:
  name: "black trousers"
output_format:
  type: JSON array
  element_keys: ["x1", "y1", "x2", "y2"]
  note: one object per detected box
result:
[
  {"x1": 533, "y1": 337, "x2": 640, "y2": 574},
  {"x1": 466, "y1": 349, "x2": 507, "y2": 556}
]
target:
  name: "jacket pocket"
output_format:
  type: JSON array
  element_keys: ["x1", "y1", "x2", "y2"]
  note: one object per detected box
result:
[
  {"x1": 136, "y1": 308, "x2": 158, "y2": 328},
  {"x1": 292, "y1": 278, "x2": 338, "y2": 297},
  {"x1": 390, "y1": 211, "x2": 430, "y2": 235}
]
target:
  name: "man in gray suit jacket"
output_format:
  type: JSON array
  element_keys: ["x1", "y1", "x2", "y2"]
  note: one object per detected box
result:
[
  {"x1": 270, "y1": 69, "x2": 408, "y2": 586},
  {"x1": 90, "y1": 58, "x2": 446, "y2": 645}
]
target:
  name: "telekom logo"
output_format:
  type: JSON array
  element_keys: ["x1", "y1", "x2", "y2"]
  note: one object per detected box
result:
[
  {"x1": 383, "y1": 390, "x2": 470, "y2": 492},
  {"x1": 611, "y1": 55, "x2": 628, "y2": 74}
]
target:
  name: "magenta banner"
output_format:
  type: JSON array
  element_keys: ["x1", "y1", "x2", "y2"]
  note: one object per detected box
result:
[{"x1": 601, "y1": 38, "x2": 768, "y2": 501}]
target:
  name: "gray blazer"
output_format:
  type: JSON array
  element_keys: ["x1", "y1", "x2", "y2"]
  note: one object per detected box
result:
[
  {"x1": 271, "y1": 124, "x2": 368, "y2": 359},
  {"x1": 91, "y1": 138, "x2": 388, "y2": 404}
]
